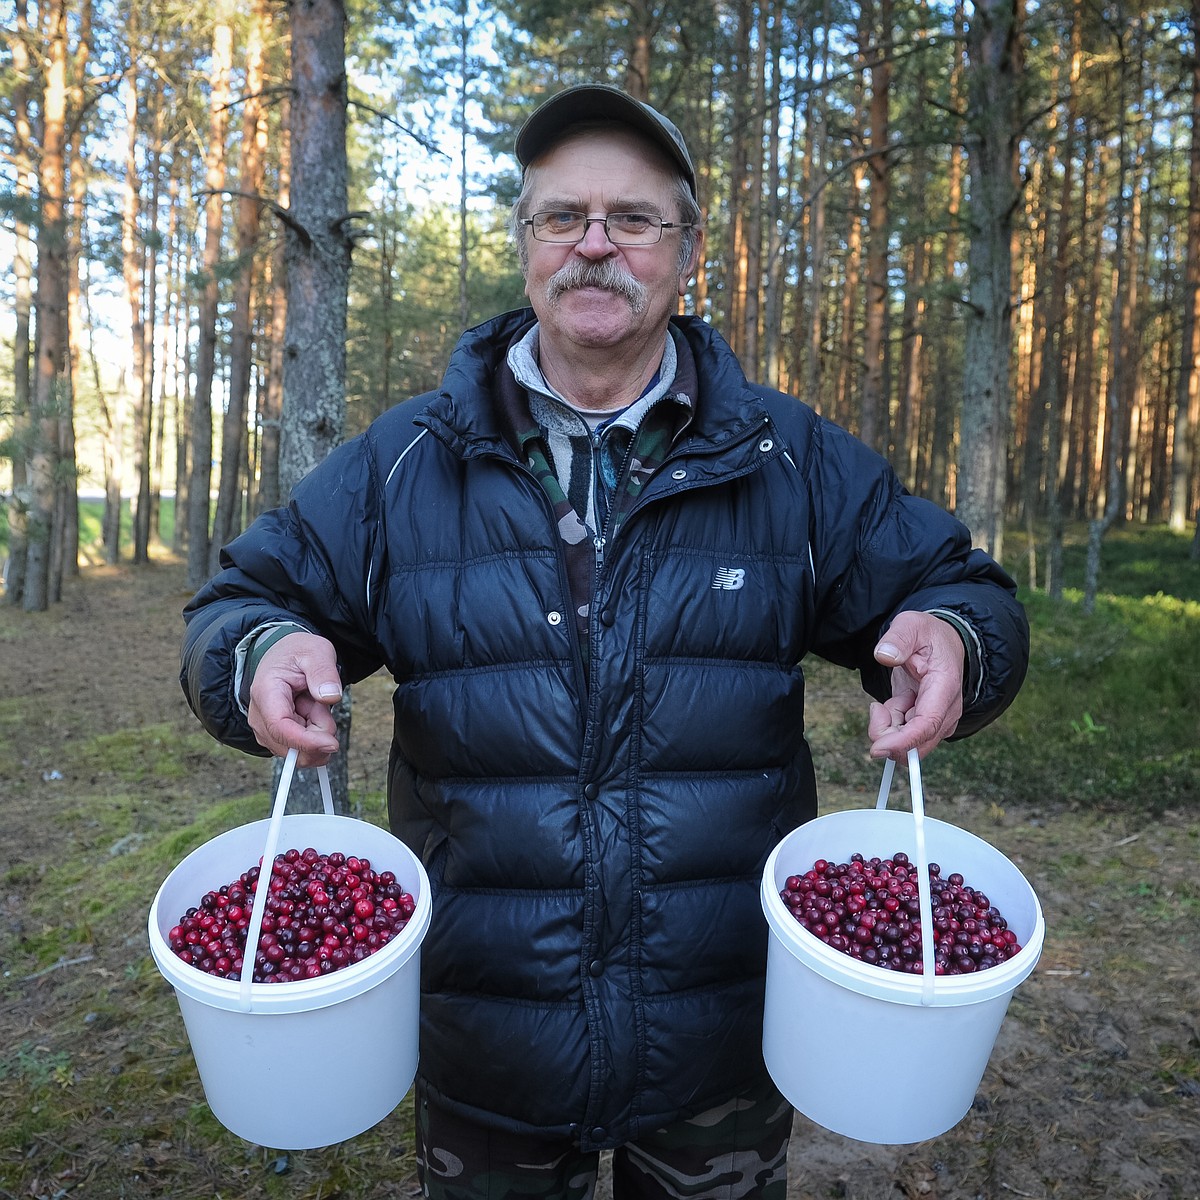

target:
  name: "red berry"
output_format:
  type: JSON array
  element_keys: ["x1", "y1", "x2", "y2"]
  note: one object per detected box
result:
[
  {"x1": 170, "y1": 847, "x2": 416, "y2": 983},
  {"x1": 780, "y1": 850, "x2": 1018, "y2": 977}
]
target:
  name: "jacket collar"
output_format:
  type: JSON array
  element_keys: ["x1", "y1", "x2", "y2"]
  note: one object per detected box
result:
[{"x1": 417, "y1": 308, "x2": 770, "y2": 460}]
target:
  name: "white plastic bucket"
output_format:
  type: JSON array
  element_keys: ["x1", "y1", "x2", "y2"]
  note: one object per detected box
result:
[
  {"x1": 761, "y1": 755, "x2": 1044, "y2": 1144},
  {"x1": 148, "y1": 767, "x2": 431, "y2": 1149}
]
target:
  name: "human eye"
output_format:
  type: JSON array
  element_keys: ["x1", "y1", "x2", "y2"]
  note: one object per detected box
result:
[
  {"x1": 536, "y1": 210, "x2": 585, "y2": 235},
  {"x1": 609, "y1": 212, "x2": 658, "y2": 236}
]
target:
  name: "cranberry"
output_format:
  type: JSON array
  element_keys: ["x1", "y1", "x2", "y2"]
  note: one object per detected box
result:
[
  {"x1": 780, "y1": 850, "x2": 1021, "y2": 976},
  {"x1": 170, "y1": 846, "x2": 417, "y2": 983}
]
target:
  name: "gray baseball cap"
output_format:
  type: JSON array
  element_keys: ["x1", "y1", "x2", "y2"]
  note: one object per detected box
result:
[{"x1": 515, "y1": 84, "x2": 697, "y2": 200}]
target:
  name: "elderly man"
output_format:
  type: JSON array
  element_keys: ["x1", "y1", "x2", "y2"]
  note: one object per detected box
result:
[{"x1": 181, "y1": 84, "x2": 1028, "y2": 1199}]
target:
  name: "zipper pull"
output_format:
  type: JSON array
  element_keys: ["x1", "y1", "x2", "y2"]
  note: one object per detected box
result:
[{"x1": 593, "y1": 534, "x2": 606, "y2": 571}]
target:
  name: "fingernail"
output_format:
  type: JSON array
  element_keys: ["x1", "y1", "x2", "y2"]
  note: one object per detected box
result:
[
  {"x1": 877, "y1": 642, "x2": 899, "y2": 661},
  {"x1": 317, "y1": 683, "x2": 341, "y2": 699}
]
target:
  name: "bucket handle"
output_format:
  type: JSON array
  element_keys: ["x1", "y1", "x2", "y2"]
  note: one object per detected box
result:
[
  {"x1": 874, "y1": 749, "x2": 937, "y2": 1005},
  {"x1": 237, "y1": 748, "x2": 335, "y2": 1011}
]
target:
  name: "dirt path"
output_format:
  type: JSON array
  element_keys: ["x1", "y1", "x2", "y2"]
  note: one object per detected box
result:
[{"x1": 2, "y1": 558, "x2": 1198, "y2": 1199}]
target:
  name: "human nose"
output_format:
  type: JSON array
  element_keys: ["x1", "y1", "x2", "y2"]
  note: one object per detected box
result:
[{"x1": 575, "y1": 216, "x2": 617, "y2": 256}]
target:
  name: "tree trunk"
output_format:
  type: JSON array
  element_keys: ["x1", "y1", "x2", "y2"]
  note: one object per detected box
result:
[
  {"x1": 1171, "y1": 0, "x2": 1200, "y2": 533},
  {"x1": 957, "y1": 0, "x2": 1022, "y2": 560},
  {"x1": 24, "y1": 0, "x2": 70, "y2": 612},
  {"x1": 186, "y1": 8, "x2": 235, "y2": 591},
  {"x1": 1042, "y1": 0, "x2": 1082, "y2": 599},
  {"x1": 802, "y1": 13, "x2": 831, "y2": 413},
  {"x1": 1084, "y1": 33, "x2": 1135, "y2": 615},
  {"x1": 135, "y1": 94, "x2": 164, "y2": 559},
  {"x1": 256, "y1": 96, "x2": 290, "y2": 517},
  {"x1": 58, "y1": 0, "x2": 92, "y2": 592},
  {"x1": 277, "y1": 0, "x2": 354, "y2": 813},
  {"x1": 120, "y1": 16, "x2": 149, "y2": 566},
  {"x1": 723, "y1": 0, "x2": 753, "y2": 360},
  {"x1": 930, "y1": 0, "x2": 967, "y2": 509},
  {"x1": 6, "y1": 0, "x2": 35, "y2": 605},
  {"x1": 860, "y1": 0, "x2": 892, "y2": 453},
  {"x1": 210, "y1": 0, "x2": 272, "y2": 569}
]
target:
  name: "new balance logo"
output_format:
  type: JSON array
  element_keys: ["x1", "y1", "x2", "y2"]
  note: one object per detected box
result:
[{"x1": 711, "y1": 567, "x2": 746, "y2": 591}]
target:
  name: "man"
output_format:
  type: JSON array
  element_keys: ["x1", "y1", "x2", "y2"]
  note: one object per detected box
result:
[{"x1": 181, "y1": 84, "x2": 1028, "y2": 1199}]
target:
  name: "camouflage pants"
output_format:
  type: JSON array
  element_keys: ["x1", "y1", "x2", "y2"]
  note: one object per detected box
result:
[{"x1": 414, "y1": 1073, "x2": 792, "y2": 1200}]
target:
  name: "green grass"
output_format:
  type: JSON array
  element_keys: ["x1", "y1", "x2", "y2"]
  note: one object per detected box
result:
[
  {"x1": 906, "y1": 524, "x2": 1200, "y2": 812},
  {"x1": 1, "y1": 495, "x2": 177, "y2": 562},
  {"x1": 1004, "y1": 522, "x2": 1200, "y2": 604}
]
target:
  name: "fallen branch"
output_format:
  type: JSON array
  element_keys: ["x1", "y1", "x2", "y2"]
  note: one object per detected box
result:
[{"x1": 19, "y1": 953, "x2": 94, "y2": 982}]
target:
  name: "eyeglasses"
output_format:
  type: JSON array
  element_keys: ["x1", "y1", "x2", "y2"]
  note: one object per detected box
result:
[{"x1": 520, "y1": 210, "x2": 695, "y2": 246}]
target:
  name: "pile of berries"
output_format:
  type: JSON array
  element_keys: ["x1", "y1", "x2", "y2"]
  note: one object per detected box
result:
[
  {"x1": 168, "y1": 847, "x2": 417, "y2": 983},
  {"x1": 779, "y1": 851, "x2": 1022, "y2": 975}
]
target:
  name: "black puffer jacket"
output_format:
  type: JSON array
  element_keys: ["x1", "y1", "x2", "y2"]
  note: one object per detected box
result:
[{"x1": 181, "y1": 309, "x2": 1028, "y2": 1151}]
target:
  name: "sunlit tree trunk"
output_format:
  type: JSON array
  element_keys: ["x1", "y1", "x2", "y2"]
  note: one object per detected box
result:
[
  {"x1": 1084, "y1": 26, "x2": 1137, "y2": 615},
  {"x1": 761, "y1": 12, "x2": 789, "y2": 391},
  {"x1": 957, "y1": 0, "x2": 1022, "y2": 559},
  {"x1": 256, "y1": 95, "x2": 290, "y2": 517},
  {"x1": 120, "y1": 10, "x2": 149, "y2": 566},
  {"x1": 930, "y1": 0, "x2": 967, "y2": 509},
  {"x1": 25, "y1": 0, "x2": 70, "y2": 611},
  {"x1": 186, "y1": 7, "x2": 234, "y2": 591},
  {"x1": 723, "y1": 0, "x2": 753, "y2": 360},
  {"x1": 802, "y1": 13, "x2": 831, "y2": 413},
  {"x1": 835, "y1": 11, "x2": 870, "y2": 431},
  {"x1": 211, "y1": 0, "x2": 272, "y2": 568},
  {"x1": 134, "y1": 93, "x2": 164, "y2": 559},
  {"x1": 1172, "y1": 0, "x2": 1200, "y2": 534},
  {"x1": 59, "y1": 0, "x2": 92, "y2": 589},
  {"x1": 157, "y1": 172, "x2": 181, "y2": 546},
  {"x1": 740, "y1": 2, "x2": 767, "y2": 373}
]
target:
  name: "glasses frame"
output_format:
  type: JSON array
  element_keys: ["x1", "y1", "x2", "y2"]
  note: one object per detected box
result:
[{"x1": 520, "y1": 210, "x2": 695, "y2": 247}]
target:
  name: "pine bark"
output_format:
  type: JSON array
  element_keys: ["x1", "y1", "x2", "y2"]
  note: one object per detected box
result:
[
  {"x1": 6, "y1": 0, "x2": 35, "y2": 605},
  {"x1": 210, "y1": 0, "x2": 272, "y2": 568},
  {"x1": 860, "y1": 0, "x2": 892, "y2": 453},
  {"x1": 958, "y1": 0, "x2": 1022, "y2": 559},
  {"x1": 1172, "y1": 0, "x2": 1200, "y2": 533},
  {"x1": 278, "y1": 0, "x2": 354, "y2": 813},
  {"x1": 24, "y1": 0, "x2": 70, "y2": 612},
  {"x1": 186, "y1": 9, "x2": 235, "y2": 591}
]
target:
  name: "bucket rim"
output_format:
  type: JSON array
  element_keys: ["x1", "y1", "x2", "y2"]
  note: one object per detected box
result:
[
  {"x1": 761, "y1": 809, "x2": 1045, "y2": 1007},
  {"x1": 148, "y1": 813, "x2": 432, "y2": 1014}
]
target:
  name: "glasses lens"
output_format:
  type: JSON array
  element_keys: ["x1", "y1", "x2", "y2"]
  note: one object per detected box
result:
[
  {"x1": 529, "y1": 212, "x2": 667, "y2": 244},
  {"x1": 533, "y1": 212, "x2": 586, "y2": 242},
  {"x1": 606, "y1": 214, "x2": 662, "y2": 244}
]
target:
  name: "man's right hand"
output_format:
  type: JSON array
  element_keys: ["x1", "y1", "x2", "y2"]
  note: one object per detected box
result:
[{"x1": 246, "y1": 631, "x2": 343, "y2": 765}]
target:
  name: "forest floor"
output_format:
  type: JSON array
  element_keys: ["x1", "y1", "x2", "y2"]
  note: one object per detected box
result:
[{"x1": 1, "y1": 555, "x2": 1198, "y2": 1199}]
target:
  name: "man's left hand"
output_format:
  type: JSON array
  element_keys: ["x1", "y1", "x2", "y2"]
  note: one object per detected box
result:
[{"x1": 868, "y1": 610, "x2": 965, "y2": 761}]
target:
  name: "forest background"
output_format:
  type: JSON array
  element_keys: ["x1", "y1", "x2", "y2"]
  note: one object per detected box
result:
[{"x1": 4, "y1": 0, "x2": 1200, "y2": 617}]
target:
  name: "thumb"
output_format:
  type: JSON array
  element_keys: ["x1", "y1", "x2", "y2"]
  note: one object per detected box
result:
[
  {"x1": 309, "y1": 670, "x2": 343, "y2": 703},
  {"x1": 873, "y1": 610, "x2": 925, "y2": 668},
  {"x1": 874, "y1": 632, "x2": 908, "y2": 668},
  {"x1": 261, "y1": 631, "x2": 343, "y2": 704},
  {"x1": 298, "y1": 650, "x2": 343, "y2": 704}
]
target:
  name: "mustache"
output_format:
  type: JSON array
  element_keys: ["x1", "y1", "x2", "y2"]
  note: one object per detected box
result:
[{"x1": 544, "y1": 259, "x2": 649, "y2": 313}]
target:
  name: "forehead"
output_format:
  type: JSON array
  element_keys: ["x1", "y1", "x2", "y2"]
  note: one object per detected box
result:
[{"x1": 524, "y1": 126, "x2": 682, "y2": 207}]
